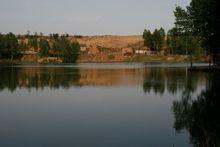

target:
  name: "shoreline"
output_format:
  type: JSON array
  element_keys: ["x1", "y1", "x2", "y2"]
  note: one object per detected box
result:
[
  {"x1": 0, "y1": 54, "x2": 209, "y2": 64},
  {"x1": 0, "y1": 60, "x2": 208, "y2": 65}
]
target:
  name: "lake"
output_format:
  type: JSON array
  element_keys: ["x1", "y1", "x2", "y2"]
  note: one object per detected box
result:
[{"x1": 0, "y1": 63, "x2": 219, "y2": 147}]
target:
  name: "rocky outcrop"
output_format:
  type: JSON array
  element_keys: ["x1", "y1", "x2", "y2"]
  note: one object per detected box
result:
[{"x1": 37, "y1": 57, "x2": 62, "y2": 63}]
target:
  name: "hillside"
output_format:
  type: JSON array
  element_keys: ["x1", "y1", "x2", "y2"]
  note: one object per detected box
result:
[
  {"x1": 1, "y1": 34, "x2": 208, "y2": 63},
  {"x1": 72, "y1": 35, "x2": 143, "y2": 49},
  {"x1": 69, "y1": 35, "x2": 144, "y2": 62}
]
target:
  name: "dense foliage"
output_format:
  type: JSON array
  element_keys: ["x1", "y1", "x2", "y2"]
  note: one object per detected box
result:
[
  {"x1": 166, "y1": 6, "x2": 204, "y2": 57},
  {"x1": 189, "y1": 0, "x2": 219, "y2": 56},
  {"x1": 39, "y1": 38, "x2": 50, "y2": 57},
  {"x1": 28, "y1": 37, "x2": 38, "y2": 51},
  {"x1": 143, "y1": 28, "x2": 165, "y2": 52},
  {"x1": 167, "y1": 28, "x2": 203, "y2": 55},
  {"x1": 51, "y1": 35, "x2": 80, "y2": 63},
  {"x1": 0, "y1": 33, "x2": 18, "y2": 61},
  {"x1": 173, "y1": 0, "x2": 220, "y2": 65},
  {"x1": 0, "y1": 32, "x2": 80, "y2": 63}
]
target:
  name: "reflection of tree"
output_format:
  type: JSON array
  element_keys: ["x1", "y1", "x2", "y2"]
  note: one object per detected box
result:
[
  {"x1": 0, "y1": 67, "x2": 19, "y2": 92},
  {"x1": 143, "y1": 69, "x2": 165, "y2": 94},
  {"x1": 0, "y1": 67, "x2": 80, "y2": 92},
  {"x1": 143, "y1": 68, "x2": 202, "y2": 95},
  {"x1": 172, "y1": 72, "x2": 220, "y2": 146}
]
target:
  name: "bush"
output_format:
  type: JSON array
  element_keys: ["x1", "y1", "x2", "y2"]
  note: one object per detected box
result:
[
  {"x1": 39, "y1": 39, "x2": 50, "y2": 57},
  {"x1": 107, "y1": 54, "x2": 115, "y2": 59}
]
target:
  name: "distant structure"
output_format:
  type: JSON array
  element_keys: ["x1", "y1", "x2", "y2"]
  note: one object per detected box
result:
[
  {"x1": 135, "y1": 47, "x2": 156, "y2": 55},
  {"x1": 135, "y1": 49, "x2": 147, "y2": 54}
]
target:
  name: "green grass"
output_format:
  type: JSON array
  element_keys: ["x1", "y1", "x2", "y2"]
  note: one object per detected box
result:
[
  {"x1": 127, "y1": 54, "x2": 208, "y2": 63},
  {"x1": 107, "y1": 54, "x2": 115, "y2": 59}
]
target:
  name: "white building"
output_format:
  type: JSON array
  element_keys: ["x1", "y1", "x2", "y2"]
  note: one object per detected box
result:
[
  {"x1": 135, "y1": 49, "x2": 156, "y2": 55},
  {"x1": 135, "y1": 50, "x2": 147, "y2": 54}
]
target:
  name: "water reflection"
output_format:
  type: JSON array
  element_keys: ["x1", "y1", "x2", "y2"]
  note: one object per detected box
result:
[
  {"x1": 0, "y1": 66, "x2": 207, "y2": 93},
  {"x1": 0, "y1": 67, "x2": 146, "y2": 91},
  {"x1": 143, "y1": 68, "x2": 206, "y2": 95},
  {"x1": 0, "y1": 65, "x2": 219, "y2": 146},
  {"x1": 0, "y1": 67, "x2": 81, "y2": 91},
  {"x1": 172, "y1": 71, "x2": 220, "y2": 146}
]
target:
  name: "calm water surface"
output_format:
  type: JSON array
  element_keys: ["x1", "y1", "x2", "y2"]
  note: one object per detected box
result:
[{"x1": 0, "y1": 63, "x2": 219, "y2": 147}]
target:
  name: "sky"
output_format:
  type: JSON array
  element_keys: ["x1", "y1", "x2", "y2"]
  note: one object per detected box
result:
[{"x1": 0, "y1": 0, "x2": 190, "y2": 35}]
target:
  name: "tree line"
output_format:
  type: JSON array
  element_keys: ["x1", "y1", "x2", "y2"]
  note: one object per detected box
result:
[
  {"x1": 143, "y1": 27, "x2": 204, "y2": 56},
  {"x1": 0, "y1": 33, "x2": 18, "y2": 61},
  {"x1": 143, "y1": 0, "x2": 219, "y2": 66},
  {"x1": 0, "y1": 33, "x2": 80, "y2": 63},
  {"x1": 143, "y1": 28, "x2": 165, "y2": 52}
]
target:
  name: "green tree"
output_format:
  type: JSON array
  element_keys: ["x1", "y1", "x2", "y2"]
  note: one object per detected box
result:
[
  {"x1": 173, "y1": 6, "x2": 193, "y2": 65},
  {"x1": 169, "y1": 5, "x2": 206, "y2": 66},
  {"x1": 167, "y1": 28, "x2": 203, "y2": 56},
  {"x1": 63, "y1": 41, "x2": 80, "y2": 63},
  {"x1": 0, "y1": 33, "x2": 3, "y2": 57},
  {"x1": 152, "y1": 28, "x2": 165, "y2": 52},
  {"x1": 52, "y1": 33, "x2": 59, "y2": 40},
  {"x1": 28, "y1": 37, "x2": 38, "y2": 51},
  {"x1": 51, "y1": 36, "x2": 80, "y2": 63},
  {"x1": 174, "y1": 0, "x2": 219, "y2": 65},
  {"x1": 39, "y1": 38, "x2": 50, "y2": 57},
  {"x1": 143, "y1": 28, "x2": 165, "y2": 52},
  {"x1": 143, "y1": 29, "x2": 153, "y2": 49},
  {"x1": 51, "y1": 41, "x2": 61, "y2": 57},
  {"x1": 59, "y1": 36, "x2": 80, "y2": 63},
  {"x1": 189, "y1": 0, "x2": 220, "y2": 65},
  {"x1": 5, "y1": 33, "x2": 18, "y2": 61},
  {"x1": 174, "y1": 6, "x2": 192, "y2": 35},
  {"x1": 167, "y1": 28, "x2": 180, "y2": 54},
  {"x1": 18, "y1": 41, "x2": 28, "y2": 52}
]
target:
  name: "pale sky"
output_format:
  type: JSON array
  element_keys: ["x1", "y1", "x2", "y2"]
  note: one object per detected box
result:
[{"x1": 0, "y1": 0, "x2": 190, "y2": 35}]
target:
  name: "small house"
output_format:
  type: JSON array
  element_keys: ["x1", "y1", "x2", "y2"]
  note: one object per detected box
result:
[{"x1": 135, "y1": 49, "x2": 147, "y2": 54}]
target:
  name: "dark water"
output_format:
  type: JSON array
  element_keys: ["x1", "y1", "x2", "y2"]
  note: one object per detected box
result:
[{"x1": 0, "y1": 63, "x2": 219, "y2": 147}]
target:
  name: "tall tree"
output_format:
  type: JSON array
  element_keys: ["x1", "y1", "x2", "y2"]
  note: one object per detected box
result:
[
  {"x1": 152, "y1": 28, "x2": 165, "y2": 52},
  {"x1": 0, "y1": 33, "x2": 4, "y2": 58},
  {"x1": 63, "y1": 41, "x2": 80, "y2": 63},
  {"x1": 172, "y1": 5, "x2": 206, "y2": 67},
  {"x1": 188, "y1": 0, "x2": 220, "y2": 65},
  {"x1": 5, "y1": 33, "x2": 18, "y2": 61},
  {"x1": 18, "y1": 40, "x2": 28, "y2": 52},
  {"x1": 143, "y1": 29, "x2": 153, "y2": 49},
  {"x1": 28, "y1": 37, "x2": 38, "y2": 51},
  {"x1": 167, "y1": 28, "x2": 178, "y2": 54},
  {"x1": 143, "y1": 28, "x2": 165, "y2": 52},
  {"x1": 39, "y1": 38, "x2": 50, "y2": 57},
  {"x1": 51, "y1": 36, "x2": 80, "y2": 63},
  {"x1": 174, "y1": 6, "x2": 192, "y2": 57}
]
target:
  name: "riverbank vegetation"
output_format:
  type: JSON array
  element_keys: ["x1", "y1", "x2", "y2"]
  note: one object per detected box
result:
[
  {"x1": 143, "y1": 28, "x2": 165, "y2": 53},
  {"x1": 0, "y1": 33, "x2": 80, "y2": 63},
  {"x1": 142, "y1": 0, "x2": 219, "y2": 67},
  {"x1": 171, "y1": 0, "x2": 219, "y2": 66}
]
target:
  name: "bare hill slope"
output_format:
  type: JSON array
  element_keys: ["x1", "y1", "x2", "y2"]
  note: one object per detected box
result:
[{"x1": 70, "y1": 35, "x2": 143, "y2": 49}]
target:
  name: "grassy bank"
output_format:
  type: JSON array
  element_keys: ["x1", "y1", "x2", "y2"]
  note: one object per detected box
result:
[
  {"x1": 126, "y1": 55, "x2": 209, "y2": 63},
  {"x1": 0, "y1": 54, "x2": 209, "y2": 65}
]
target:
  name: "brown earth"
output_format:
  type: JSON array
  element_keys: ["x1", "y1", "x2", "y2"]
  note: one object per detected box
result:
[
  {"x1": 71, "y1": 35, "x2": 143, "y2": 49},
  {"x1": 68, "y1": 35, "x2": 144, "y2": 62}
]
